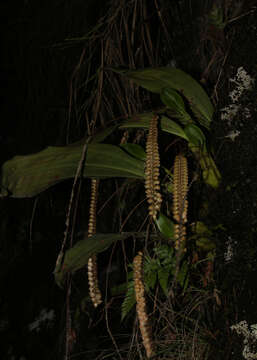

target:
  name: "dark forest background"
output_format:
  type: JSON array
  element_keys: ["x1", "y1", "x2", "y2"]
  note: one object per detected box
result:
[{"x1": 1, "y1": 1, "x2": 257, "y2": 359}]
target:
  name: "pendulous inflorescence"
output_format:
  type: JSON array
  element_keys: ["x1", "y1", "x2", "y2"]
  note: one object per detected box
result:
[
  {"x1": 144, "y1": 115, "x2": 162, "y2": 220},
  {"x1": 133, "y1": 251, "x2": 155, "y2": 358},
  {"x1": 173, "y1": 154, "x2": 188, "y2": 252},
  {"x1": 87, "y1": 179, "x2": 102, "y2": 308}
]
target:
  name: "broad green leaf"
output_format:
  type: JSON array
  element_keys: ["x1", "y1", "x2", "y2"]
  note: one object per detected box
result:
[
  {"x1": 54, "y1": 233, "x2": 130, "y2": 288},
  {"x1": 0, "y1": 143, "x2": 144, "y2": 198},
  {"x1": 155, "y1": 212, "x2": 174, "y2": 239},
  {"x1": 120, "y1": 143, "x2": 146, "y2": 161},
  {"x1": 111, "y1": 67, "x2": 213, "y2": 129},
  {"x1": 120, "y1": 112, "x2": 189, "y2": 141}
]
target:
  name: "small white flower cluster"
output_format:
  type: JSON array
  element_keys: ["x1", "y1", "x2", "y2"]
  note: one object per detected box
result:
[
  {"x1": 220, "y1": 66, "x2": 254, "y2": 127},
  {"x1": 28, "y1": 308, "x2": 55, "y2": 333},
  {"x1": 229, "y1": 67, "x2": 255, "y2": 103},
  {"x1": 224, "y1": 130, "x2": 240, "y2": 142},
  {"x1": 224, "y1": 236, "x2": 235, "y2": 262},
  {"x1": 231, "y1": 320, "x2": 257, "y2": 359}
]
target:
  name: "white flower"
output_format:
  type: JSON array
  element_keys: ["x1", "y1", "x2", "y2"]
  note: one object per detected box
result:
[
  {"x1": 231, "y1": 320, "x2": 257, "y2": 359},
  {"x1": 220, "y1": 104, "x2": 240, "y2": 123},
  {"x1": 220, "y1": 67, "x2": 254, "y2": 125},
  {"x1": 224, "y1": 236, "x2": 235, "y2": 261},
  {"x1": 230, "y1": 67, "x2": 255, "y2": 91},
  {"x1": 224, "y1": 130, "x2": 240, "y2": 142}
]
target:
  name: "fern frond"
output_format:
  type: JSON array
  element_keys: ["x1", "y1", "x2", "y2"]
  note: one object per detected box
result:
[
  {"x1": 133, "y1": 251, "x2": 155, "y2": 358},
  {"x1": 87, "y1": 179, "x2": 102, "y2": 308},
  {"x1": 145, "y1": 115, "x2": 162, "y2": 220},
  {"x1": 173, "y1": 154, "x2": 188, "y2": 251},
  {"x1": 121, "y1": 279, "x2": 136, "y2": 321}
]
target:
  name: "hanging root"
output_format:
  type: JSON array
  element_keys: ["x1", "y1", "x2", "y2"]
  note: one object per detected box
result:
[
  {"x1": 87, "y1": 179, "x2": 102, "y2": 307},
  {"x1": 173, "y1": 154, "x2": 188, "y2": 252},
  {"x1": 133, "y1": 251, "x2": 155, "y2": 358},
  {"x1": 145, "y1": 115, "x2": 162, "y2": 220}
]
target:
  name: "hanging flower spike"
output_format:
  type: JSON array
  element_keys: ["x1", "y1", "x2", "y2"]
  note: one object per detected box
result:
[
  {"x1": 145, "y1": 115, "x2": 162, "y2": 220},
  {"x1": 173, "y1": 154, "x2": 188, "y2": 252},
  {"x1": 133, "y1": 251, "x2": 155, "y2": 358},
  {"x1": 87, "y1": 179, "x2": 102, "y2": 307}
]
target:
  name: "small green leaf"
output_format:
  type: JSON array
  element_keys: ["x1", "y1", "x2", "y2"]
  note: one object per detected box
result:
[
  {"x1": 161, "y1": 88, "x2": 186, "y2": 112},
  {"x1": 184, "y1": 123, "x2": 206, "y2": 147},
  {"x1": 189, "y1": 146, "x2": 221, "y2": 188},
  {"x1": 155, "y1": 212, "x2": 174, "y2": 239},
  {"x1": 154, "y1": 244, "x2": 174, "y2": 260},
  {"x1": 196, "y1": 237, "x2": 216, "y2": 252},
  {"x1": 194, "y1": 221, "x2": 212, "y2": 236},
  {"x1": 120, "y1": 143, "x2": 146, "y2": 161},
  {"x1": 177, "y1": 261, "x2": 189, "y2": 292},
  {"x1": 208, "y1": 4, "x2": 226, "y2": 29},
  {"x1": 161, "y1": 88, "x2": 193, "y2": 126}
]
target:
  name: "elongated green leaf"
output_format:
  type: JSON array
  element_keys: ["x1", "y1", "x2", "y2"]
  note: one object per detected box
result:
[
  {"x1": 120, "y1": 112, "x2": 188, "y2": 141},
  {"x1": 111, "y1": 67, "x2": 213, "y2": 129},
  {"x1": 0, "y1": 143, "x2": 144, "y2": 198},
  {"x1": 55, "y1": 233, "x2": 130, "y2": 288},
  {"x1": 155, "y1": 212, "x2": 174, "y2": 239}
]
